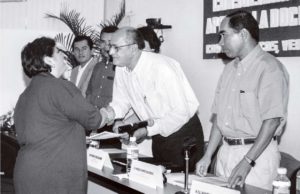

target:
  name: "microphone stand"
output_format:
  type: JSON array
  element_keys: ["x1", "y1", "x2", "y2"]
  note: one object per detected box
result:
[
  {"x1": 175, "y1": 136, "x2": 196, "y2": 194},
  {"x1": 175, "y1": 149, "x2": 190, "y2": 194},
  {"x1": 183, "y1": 149, "x2": 189, "y2": 193}
]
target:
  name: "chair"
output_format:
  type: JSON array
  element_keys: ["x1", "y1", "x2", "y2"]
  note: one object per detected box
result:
[{"x1": 1, "y1": 133, "x2": 19, "y2": 194}]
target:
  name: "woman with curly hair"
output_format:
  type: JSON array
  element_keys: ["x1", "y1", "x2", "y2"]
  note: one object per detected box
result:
[{"x1": 13, "y1": 37, "x2": 107, "y2": 194}]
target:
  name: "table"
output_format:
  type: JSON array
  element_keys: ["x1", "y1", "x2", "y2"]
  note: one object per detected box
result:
[
  {"x1": 87, "y1": 151, "x2": 272, "y2": 194},
  {"x1": 0, "y1": 133, "x2": 272, "y2": 194}
]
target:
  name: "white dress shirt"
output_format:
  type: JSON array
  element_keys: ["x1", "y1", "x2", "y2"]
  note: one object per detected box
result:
[
  {"x1": 110, "y1": 51, "x2": 199, "y2": 137},
  {"x1": 75, "y1": 58, "x2": 93, "y2": 86}
]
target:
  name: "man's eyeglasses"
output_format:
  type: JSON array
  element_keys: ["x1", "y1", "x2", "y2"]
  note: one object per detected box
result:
[{"x1": 110, "y1": 43, "x2": 136, "y2": 52}]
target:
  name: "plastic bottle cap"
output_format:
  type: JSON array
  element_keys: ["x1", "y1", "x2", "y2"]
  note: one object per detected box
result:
[
  {"x1": 130, "y1": 137, "x2": 136, "y2": 142},
  {"x1": 277, "y1": 167, "x2": 287, "y2": 174}
]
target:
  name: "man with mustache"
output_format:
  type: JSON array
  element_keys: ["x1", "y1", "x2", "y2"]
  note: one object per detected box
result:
[{"x1": 196, "y1": 10, "x2": 289, "y2": 191}]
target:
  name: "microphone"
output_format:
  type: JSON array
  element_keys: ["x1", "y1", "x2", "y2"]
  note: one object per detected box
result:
[
  {"x1": 183, "y1": 136, "x2": 197, "y2": 153},
  {"x1": 118, "y1": 119, "x2": 154, "y2": 136}
]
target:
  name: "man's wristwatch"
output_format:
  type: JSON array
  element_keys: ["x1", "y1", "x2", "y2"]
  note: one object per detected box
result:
[{"x1": 244, "y1": 155, "x2": 256, "y2": 167}]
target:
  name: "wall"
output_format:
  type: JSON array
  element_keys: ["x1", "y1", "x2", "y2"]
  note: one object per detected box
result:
[
  {"x1": 0, "y1": 0, "x2": 104, "y2": 30},
  {"x1": 0, "y1": 0, "x2": 299, "y2": 160},
  {"x1": 105, "y1": 0, "x2": 300, "y2": 160}
]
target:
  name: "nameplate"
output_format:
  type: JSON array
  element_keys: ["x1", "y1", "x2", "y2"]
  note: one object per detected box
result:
[
  {"x1": 129, "y1": 160, "x2": 164, "y2": 189},
  {"x1": 190, "y1": 180, "x2": 240, "y2": 194},
  {"x1": 87, "y1": 147, "x2": 114, "y2": 170}
]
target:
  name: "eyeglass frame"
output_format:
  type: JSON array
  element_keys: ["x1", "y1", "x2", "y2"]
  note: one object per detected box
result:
[{"x1": 109, "y1": 43, "x2": 136, "y2": 52}]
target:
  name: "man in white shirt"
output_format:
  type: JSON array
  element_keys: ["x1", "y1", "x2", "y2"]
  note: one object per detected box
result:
[
  {"x1": 105, "y1": 27, "x2": 204, "y2": 171},
  {"x1": 70, "y1": 35, "x2": 98, "y2": 97}
]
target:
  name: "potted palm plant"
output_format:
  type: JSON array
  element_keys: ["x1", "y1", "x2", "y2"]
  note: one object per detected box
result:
[{"x1": 45, "y1": 0, "x2": 125, "y2": 67}]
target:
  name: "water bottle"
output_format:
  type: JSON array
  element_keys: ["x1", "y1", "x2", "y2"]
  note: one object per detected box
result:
[
  {"x1": 126, "y1": 137, "x2": 139, "y2": 174},
  {"x1": 272, "y1": 167, "x2": 291, "y2": 194},
  {"x1": 296, "y1": 169, "x2": 300, "y2": 193}
]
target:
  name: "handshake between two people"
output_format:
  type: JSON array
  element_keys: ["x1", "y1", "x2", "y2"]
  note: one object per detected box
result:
[
  {"x1": 99, "y1": 106, "x2": 154, "y2": 145},
  {"x1": 99, "y1": 106, "x2": 115, "y2": 128}
]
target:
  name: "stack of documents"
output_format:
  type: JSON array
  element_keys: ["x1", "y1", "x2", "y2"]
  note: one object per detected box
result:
[
  {"x1": 87, "y1": 131, "x2": 124, "y2": 140},
  {"x1": 166, "y1": 173, "x2": 228, "y2": 188}
]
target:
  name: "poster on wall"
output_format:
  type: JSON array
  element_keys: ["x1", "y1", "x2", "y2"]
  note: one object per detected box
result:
[{"x1": 203, "y1": 0, "x2": 300, "y2": 59}]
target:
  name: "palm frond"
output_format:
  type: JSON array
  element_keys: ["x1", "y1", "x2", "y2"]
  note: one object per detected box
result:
[
  {"x1": 53, "y1": 33, "x2": 74, "y2": 51},
  {"x1": 53, "y1": 33, "x2": 79, "y2": 68},
  {"x1": 45, "y1": 0, "x2": 126, "y2": 54},
  {"x1": 99, "y1": 0, "x2": 125, "y2": 28},
  {"x1": 45, "y1": 7, "x2": 94, "y2": 36}
]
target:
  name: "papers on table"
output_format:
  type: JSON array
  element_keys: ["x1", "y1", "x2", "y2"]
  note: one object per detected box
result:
[
  {"x1": 195, "y1": 176, "x2": 228, "y2": 186},
  {"x1": 113, "y1": 173, "x2": 128, "y2": 180},
  {"x1": 166, "y1": 173, "x2": 228, "y2": 188},
  {"x1": 100, "y1": 148, "x2": 126, "y2": 154},
  {"x1": 87, "y1": 131, "x2": 124, "y2": 140}
]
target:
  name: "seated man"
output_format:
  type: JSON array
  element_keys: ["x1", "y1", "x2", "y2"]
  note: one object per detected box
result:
[{"x1": 104, "y1": 27, "x2": 204, "y2": 171}]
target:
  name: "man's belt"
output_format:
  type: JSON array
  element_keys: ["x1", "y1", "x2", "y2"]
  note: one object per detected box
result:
[{"x1": 223, "y1": 136, "x2": 277, "y2": 145}]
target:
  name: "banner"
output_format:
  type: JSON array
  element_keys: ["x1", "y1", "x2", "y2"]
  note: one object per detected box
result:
[{"x1": 203, "y1": 0, "x2": 300, "y2": 59}]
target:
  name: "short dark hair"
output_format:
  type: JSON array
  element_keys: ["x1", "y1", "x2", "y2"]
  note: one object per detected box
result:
[
  {"x1": 227, "y1": 10, "x2": 259, "y2": 42},
  {"x1": 137, "y1": 26, "x2": 161, "y2": 53},
  {"x1": 21, "y1": 37, "x2": 55, "y2": 78},
  {"x1": 72, "y1": 35, "x2": 94, "y2": 50},
  {"x1": 124, "y1": 28, "x2": 145, "y2": 50},
  {"x1": 100, "y1": 26, "x2": 118, "y2": 36}
]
